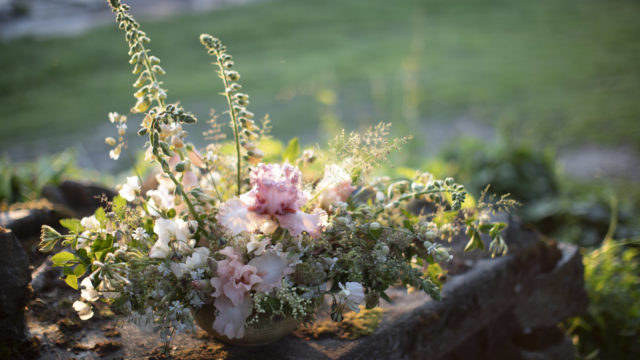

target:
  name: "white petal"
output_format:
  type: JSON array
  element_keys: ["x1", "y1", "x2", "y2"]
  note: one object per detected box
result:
[
  {"x1": 73, "y1": 301, "x2": 94, "y2": 320},
  {"x1": 149, "y1": 239, "x2": 171, "y2": 259}
]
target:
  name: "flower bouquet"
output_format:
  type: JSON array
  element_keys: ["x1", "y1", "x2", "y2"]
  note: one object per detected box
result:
[{"x1": 40, "y1": 0, "x2": 511, "y2": 347}]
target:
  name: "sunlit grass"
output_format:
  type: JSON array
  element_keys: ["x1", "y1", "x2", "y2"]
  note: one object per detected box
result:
[{"x1": 0, "y1": 0, "x2": 639, "y2": 152}]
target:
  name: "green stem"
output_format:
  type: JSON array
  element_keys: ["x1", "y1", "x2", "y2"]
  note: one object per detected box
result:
[{"x1": 214, "y1": 56, "x2": 242, "y2": 196}]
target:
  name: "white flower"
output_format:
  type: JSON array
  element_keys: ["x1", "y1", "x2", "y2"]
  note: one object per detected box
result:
[
  {"x1": 146, "y1": 184, "x2": 175, "y2": 216},
  {"x1": 109, "y1": 145, "x2": 121, "y2": 160},
  {"x1": 150, "y1": 219, "x2": 193, "y2": 259},
  {"x1": 246, "y1": 237, "x2": 270, "y2": 255},
  {"x1": 80, "y1": 277, "x2": 100, "y2": 302},
  {"x1": 185, "y1": 247, "x2": 209, "y2": 269},
  {"x1": 73, "y1": 300, "x2": 94, "y2": 320},
  {"x1": 150, "y1": 238, "x2": 171, "y2": 259},
  {"x1": 171, "y1": 247, "x2": 209, "y2": 278},
  {"x1": 132, "y1": 227, "x2": 147, "y2": 241},
  {"x1": 170, "y1": 262, "x2": 188, "y2": 278},
  {"x1": 154, "y1": 218, "x2": 190, "y2": 244},
  {"x1": 80, "y1": 215, "x2": 101, "y2": 231},
  {"x1": 119, "y1": 176, "x2": 140, "y2": 202},
  {"x1": 338, "y1": 282, "x2": 365, "y2": 313}
]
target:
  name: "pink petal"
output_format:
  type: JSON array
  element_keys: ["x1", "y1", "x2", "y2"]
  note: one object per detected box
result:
[
  {"x1": 188, "y1": 148, "x2": 205, "y2": 168},
  {"x1": 213, "y1": 295, "x2": 253, "y2": 339},
  {"x1": 182, "y1": 171, "x2": 198, "y2": 190},
  {"x1": 248, "y1": 251, "x2": 294, "y2": 292},
  {"x1": 217, "y1": 198, "x2": 270, "y2": 235},
  {"x1": 244, "y1": 163, "x2": 307, "y2": 216},
  {"x1": 276, "y1": 209, "x2": 327, "y2": 238}
]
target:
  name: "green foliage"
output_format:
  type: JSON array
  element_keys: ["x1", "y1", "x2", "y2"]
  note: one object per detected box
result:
[
  {"x1": 437, "y1": 138, "x2": 640, "y2": 248},
  {"x1": 282, "y1": 137, "x2": 300, "y2": 163},
  {"x1": 0, "y1": 150, "x2": 80, "y2": 206},
  {"x1": 567, "y1": 238, "x2": 640, "y2": 359},
  {"x1": 440, "y1": 139, "x2": 558, "y2": 205}
]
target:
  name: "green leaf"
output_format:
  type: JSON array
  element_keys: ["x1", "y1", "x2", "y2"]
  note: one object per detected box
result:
[
  {"x1": 51, "y1": 251, "x2": 77, "y2": 266},
  {"x1": 74, "y1": 264, "x2": 86, "y2": 277},
  {"x1": 112, "y1": 195, "x2": 127, "y2": 215},
  {"x1": 59, "y1": 218, "x2": 82, "y2": 233},
  {"x1": 94, "y1": 207, "x2": 107, "y2": 224},
  {"x1": 464, "y1": 230, "x2": 485, "y2": 252},
  {"x1": 489, "y1": 222, "x2": 507, "y2": 238},
  {"x1": 91, "y1": 234, "x2": 113, "y2": 253},
  {"x1": 64, "y1": 274, "x2": 78, "y2": 290},
  {"x1": 282, "y1": 137, "x2": 300, "y2": 163}
]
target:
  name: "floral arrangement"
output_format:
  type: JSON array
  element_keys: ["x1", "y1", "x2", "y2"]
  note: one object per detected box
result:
[{"x1": 40, "y1": 0, "x2": 511, "y2": 344}]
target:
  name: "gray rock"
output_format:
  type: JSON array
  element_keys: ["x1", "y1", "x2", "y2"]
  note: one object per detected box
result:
[
  {"x1": 0, "y1": 227, "x2": 31, "y2": 342},
  {"x1": 41, "y1": 180, "x2": 115, "y2": 218},
  {"x1": 0, "y1": 206, "x2": 68, "y2": 240}
]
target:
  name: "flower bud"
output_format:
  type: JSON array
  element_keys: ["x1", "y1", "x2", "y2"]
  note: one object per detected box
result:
[
  {"x1": 226, "y1": 70, "x2": 240, "y2": 81},
  {"x1": 174, "y1": 161, "x2": 186, "y2": 172},
  {"x1": 132, "y1": 96, "x2": 151, "y2": 113},
  {"x1": 241, "y1": 141, "x2": 256, "y2": 151},
  {"x1": 411, "y1": 182, "x2": 424, "y2": 192},
  {"x1": 105, "y1": 137, "x2": 117, "y2": 146},
  {"x1": 369, "y1": 222, "x2": 381, "y2": 231}
]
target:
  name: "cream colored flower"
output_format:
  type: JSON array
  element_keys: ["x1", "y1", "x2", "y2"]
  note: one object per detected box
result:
[{"x1": 72, "y1": 300, "x2": 94, "y2": 320}]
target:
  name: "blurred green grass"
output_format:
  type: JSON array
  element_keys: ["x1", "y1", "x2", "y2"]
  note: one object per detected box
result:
[{"x1": 0, "y1": 0, "x2": 639, "y2": 151}]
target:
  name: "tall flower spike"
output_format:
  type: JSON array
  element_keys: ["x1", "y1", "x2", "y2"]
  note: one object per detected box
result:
[
  {"x1": 200, "y1": 34, "x2": 263, "y2": 194},
  {"x1": 108, "y1": 0, "x2": 204, "y2": 237}
]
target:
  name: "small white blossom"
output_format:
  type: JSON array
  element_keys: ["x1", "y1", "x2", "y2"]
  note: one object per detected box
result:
[
  {"x1": 119, "y1": 176, "x2": 140, "y2": 202},
  {"x1": 80, "y1": 215, "x2": 100, "y2": 231},
  {"x1": 132, "y1": 227, "x2": 147, "y2": 241},
  {"x1": 80, "y1": 277, "x2": 100, "y2": 302},
  {"x1": 189, "y1": 293, "x2": 204, "y2": 308}
]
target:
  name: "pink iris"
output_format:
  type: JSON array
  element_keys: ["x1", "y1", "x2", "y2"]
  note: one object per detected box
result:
[{"x1": 217, "y1": 163, "x2": 326, "y2": 238}]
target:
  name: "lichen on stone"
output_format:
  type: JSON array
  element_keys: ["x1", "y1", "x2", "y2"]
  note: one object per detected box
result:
[{"x1": 299, "y1": 306, "x2": 384, "y2": 340}]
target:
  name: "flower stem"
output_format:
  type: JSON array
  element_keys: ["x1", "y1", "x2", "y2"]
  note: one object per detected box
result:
[{"x1": 214, "y1": 57, "x2": 242, "y2": 196}]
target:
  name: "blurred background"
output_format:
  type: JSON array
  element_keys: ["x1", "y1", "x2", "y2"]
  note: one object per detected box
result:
[{"x1": 1, "y1": 0, "x2": 639, "y2": 358}]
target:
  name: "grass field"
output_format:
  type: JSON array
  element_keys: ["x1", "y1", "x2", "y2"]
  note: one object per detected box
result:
[{"x1": 1, "y1": 0, "x2": 639, "y2": 155}]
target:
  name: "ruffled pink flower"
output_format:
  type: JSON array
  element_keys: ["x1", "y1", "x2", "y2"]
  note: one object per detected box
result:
[
  {"x1": 217, "y1": 199, "x2": 270, "y2": 235},
  {"x1": 209, "y1": 246, "x2": 298, "y2": 339},
  {"x1": 217, "y1": 163, "x2": 327, "y2": 238},
  {"x1": 210, "y1": 247, "x2": 261, "y2": 306},
  {"x1": 242, "y1": 162, "x2": 307, "y2": 215}
]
